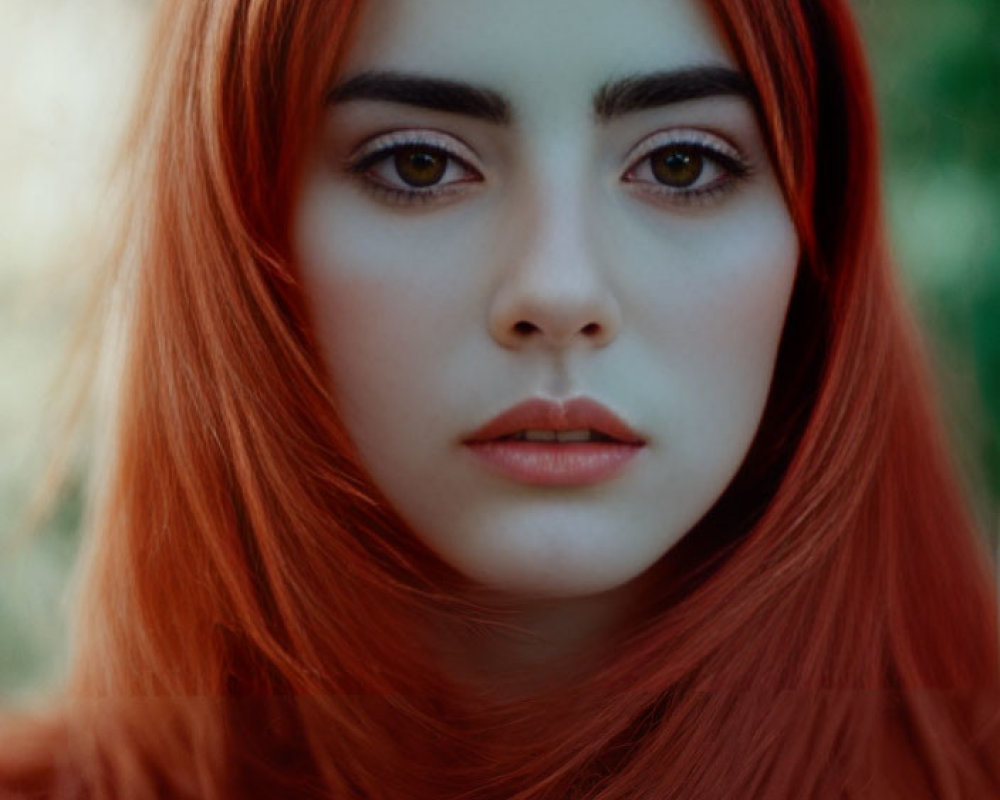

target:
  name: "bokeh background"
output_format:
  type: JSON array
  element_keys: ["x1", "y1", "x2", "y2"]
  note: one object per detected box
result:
[{"x1": 1, "y1": 0, "x2": 998, "y2": 698}]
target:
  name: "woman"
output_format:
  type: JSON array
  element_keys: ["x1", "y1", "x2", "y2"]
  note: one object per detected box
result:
[{"x1": 3, "y1": 0, "x2": 999, "y2": 797}]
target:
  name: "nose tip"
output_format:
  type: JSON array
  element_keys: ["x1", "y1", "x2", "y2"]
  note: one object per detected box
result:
[{"x1": 487, "y1": 213, "x2": 621, "y2": 351}]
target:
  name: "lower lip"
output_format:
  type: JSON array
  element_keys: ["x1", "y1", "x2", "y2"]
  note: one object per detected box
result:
[{"x1": 464, "y1": 441, "x2": 643, "y2": 486}]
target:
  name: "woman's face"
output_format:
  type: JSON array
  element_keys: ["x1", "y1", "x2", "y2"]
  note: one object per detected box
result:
[{"x1": 295, "y1": 0, "x2": 798, "y2": 598}]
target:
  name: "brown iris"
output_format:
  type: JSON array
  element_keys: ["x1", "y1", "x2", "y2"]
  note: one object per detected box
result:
[
  {"x1": 650, "y1": 146, "x2": 704, "y2": 188},
  {"x1": 393, "y1": 147, "x2": 448, "y2": 188}
]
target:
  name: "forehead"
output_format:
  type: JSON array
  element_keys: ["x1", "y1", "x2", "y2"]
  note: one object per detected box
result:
[{"x1": 343, "y1": 0, "x2": 734, "y2": 99}]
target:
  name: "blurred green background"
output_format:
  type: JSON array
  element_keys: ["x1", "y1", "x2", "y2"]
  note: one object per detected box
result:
[
  {"x1": 856, "y1": 0, "x2": 1000, "y2": 526},
  {"x1": 1, "y1": 0, "x2": 998, "y2": 698}
]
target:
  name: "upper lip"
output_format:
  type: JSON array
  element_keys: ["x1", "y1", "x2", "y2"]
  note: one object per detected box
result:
[{"x1": 462, "y1": 397, "x2": 646, "y2": 445}]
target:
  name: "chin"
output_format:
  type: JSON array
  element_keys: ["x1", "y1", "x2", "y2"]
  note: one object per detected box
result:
[{"x1": 445, "y1": 531, "x2": 659, "y2": 600}]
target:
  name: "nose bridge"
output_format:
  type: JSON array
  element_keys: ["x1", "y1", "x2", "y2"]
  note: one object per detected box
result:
[
  {"x1": 529, "y1": 178, "x2": 594, "y2": 284},
  {"x1": 489, "y1": 151, "x2": 620, "y2": 349}
]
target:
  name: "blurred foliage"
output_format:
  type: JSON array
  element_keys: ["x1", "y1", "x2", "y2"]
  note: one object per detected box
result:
[
  {"x1": 0, "y1": 476, "x2": 81, "y2": 695},
  {"x1": 855, "y1": 0, "x2": 1000, "y2": 533}
]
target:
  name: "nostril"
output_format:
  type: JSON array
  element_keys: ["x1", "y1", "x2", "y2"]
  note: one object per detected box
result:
[{"x1": 510, "y1": 320, "x2": 603, "y2": 339}]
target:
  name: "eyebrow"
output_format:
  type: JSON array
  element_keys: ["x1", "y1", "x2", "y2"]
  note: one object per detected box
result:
[
  {"x1": 593, "y1": 66, "x2": 754, "y2": 120},
  {"x1": 327, "y1": 71, "x2": 512, "y2": 124},
  {"x1": 326, "y1": 65, "x2": 753, "y2": 124}
]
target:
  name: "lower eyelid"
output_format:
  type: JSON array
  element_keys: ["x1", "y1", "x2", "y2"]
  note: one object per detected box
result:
[
  {"x1": 364, "y1": 184, "x2": 460, "y2": 206},
  {"x1": 353, "y1": 164, "x2": 482, "y2": 206}
]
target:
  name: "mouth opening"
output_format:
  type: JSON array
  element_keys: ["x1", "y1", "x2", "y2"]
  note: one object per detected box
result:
[{"x1": 498, "y1": 429, "x2": 621, "y2": 443}]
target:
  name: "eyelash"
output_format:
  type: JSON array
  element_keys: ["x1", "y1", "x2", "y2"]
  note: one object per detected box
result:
[
  {"x1": 345, "y1": 131, "x2": 482, "y2": 206},
  {"x1": 621, "y1": 129, "x2": 753, "y2": 207},
  {"x1": 345, "y1": 130, "x2": 752, "y2": 207}
]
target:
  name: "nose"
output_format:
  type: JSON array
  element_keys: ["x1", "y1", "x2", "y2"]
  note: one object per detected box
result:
[{"x1": 487, "y1": 190, "x2": 621, "y2": 351}]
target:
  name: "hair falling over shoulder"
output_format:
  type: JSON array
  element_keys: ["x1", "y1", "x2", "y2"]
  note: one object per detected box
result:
[{"x1": 2, "y1": 0, "x2": 999, "y2": 798}]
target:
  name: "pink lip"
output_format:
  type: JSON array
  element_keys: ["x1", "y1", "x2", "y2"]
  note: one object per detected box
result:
[{"x1": 462, "y1": 397, "x2": 646, "y2": 486}]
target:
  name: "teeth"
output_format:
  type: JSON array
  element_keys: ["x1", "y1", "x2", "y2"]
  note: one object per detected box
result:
[
  {"x1": 557, "y1": 429, "x2": 592, "y2": 442},
  {"x1": 512, "y1": 429, "x2": 597, "y2": 442}
]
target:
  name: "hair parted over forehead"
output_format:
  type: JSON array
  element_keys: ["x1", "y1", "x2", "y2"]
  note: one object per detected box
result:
[{"x1": 2, "y1": 1, "x2": 998, "y2": 798}]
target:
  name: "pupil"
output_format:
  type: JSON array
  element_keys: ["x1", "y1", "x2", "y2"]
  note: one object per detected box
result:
[
  {"x1": 651, "y1": 147, "x2": 703, "y2": 188},
  {"x1": 395, "y1": 148, "x2": 447, "y2": 187}
]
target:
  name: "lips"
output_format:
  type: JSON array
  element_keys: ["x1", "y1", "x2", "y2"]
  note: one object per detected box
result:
[
  {"x1": 463, "y1": 397, "x2": 645, "y2": 445},
  {"x1": 462, "y1": 397, "x2": 645, "y2": 486}
]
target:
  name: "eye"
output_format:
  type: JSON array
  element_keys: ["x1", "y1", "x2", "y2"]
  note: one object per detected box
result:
[
  {"x1": 346, "y1": 131, "x2": 483, "y2": 204},
  {"x1": 648, "y1": 146, "x2": 708, "y2": 188},
  {"x1": 389, "y1": 147, "x2": 450, "y2": 187},
  {"x1": 366, "y1": 145, "x2": 476, "y2": 191},
  {"x1": 622, "y1": 129, "x2": 752, "y2": 204}
]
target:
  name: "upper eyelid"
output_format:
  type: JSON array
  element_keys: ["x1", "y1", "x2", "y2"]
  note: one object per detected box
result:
[
  {"x1": 347, "y1": 126, "x2": 745, "y2": 166},
  {"x1": 345, "y1": 129, "x2": 482, "y2": 169},
  {"x1": 623, "y1": 127, "x2": 745, "y2": 167}
]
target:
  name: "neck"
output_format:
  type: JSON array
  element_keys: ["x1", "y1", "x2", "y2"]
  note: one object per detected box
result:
[{"x1": 434, "y1": 578, "x2": 647, "y2": 702}]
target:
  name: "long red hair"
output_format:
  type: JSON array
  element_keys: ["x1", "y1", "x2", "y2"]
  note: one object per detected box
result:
[{"x1": 3, "y1": 0, "x2": 999, "y2": 797}]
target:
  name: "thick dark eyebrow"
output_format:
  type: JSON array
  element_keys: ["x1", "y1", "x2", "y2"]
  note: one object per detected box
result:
[
  {"x1": 327, "y1": 71, "x2": 512, "y2": 124},
  {"x1": 326, "y1": 65, "x2": 754, "y2": 125},
  {"x1": 593, "y1": 66, "x2": 755, "y2": 120}
]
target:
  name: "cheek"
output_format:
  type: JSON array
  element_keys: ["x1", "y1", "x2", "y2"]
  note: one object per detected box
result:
[
  {"x1": 293, "y1": 181, "x2": 484, "y2": 448},
  {"x1": 629, "y1": 189, "x2": 796, "y2": 353},
  {"x1": 615, "y1": 193, "x2": 799, "y2": 465},
  {"x1": 624, "y1": 194, "x2": 798, "y2": 341},
  {"x1": 681, "y1": 212, "x2": 798, "y2": 389},
  {"x1": 306, "y1": 269, "x2": 429, "y2": 434}
]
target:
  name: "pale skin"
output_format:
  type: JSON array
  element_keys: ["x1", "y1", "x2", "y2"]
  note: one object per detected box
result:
[{"x1": 294, "y1": 0, "x2": 799, "y2": 694}]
